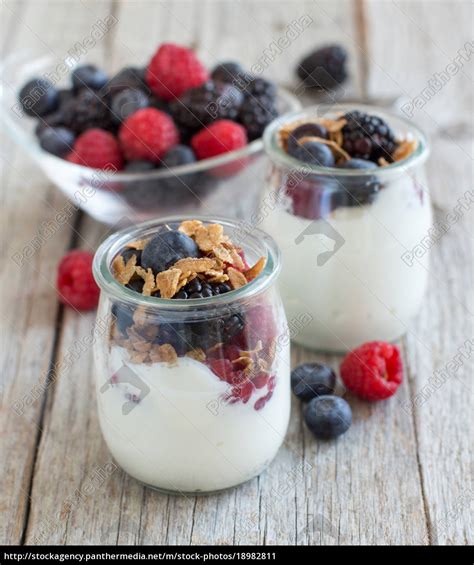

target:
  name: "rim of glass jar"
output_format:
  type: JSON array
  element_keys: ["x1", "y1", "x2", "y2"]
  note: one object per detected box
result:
[
  {"x1": 93, "y1": 215, "x2": 281, "y2": 311},
  {"x1": 263, "y1": 103, "x2": 430, "y2": 178}
]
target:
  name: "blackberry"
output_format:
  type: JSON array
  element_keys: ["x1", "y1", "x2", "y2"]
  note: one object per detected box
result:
[
  {"x1": 173, "y1": 279, "x2": 232, "y2": 300},
  {"x1": 170, "y1": 81, "x2": 243, "y2": 131},
  {"x1": 297, "y1": 45, "x2": 348, "y2": 90},
  {"x1": 342, "y1": 110, "x2": 397, "y2": 162},
  {"x1": 121, "y1": 247, "x2": 142, "y2": 266},
  {"x1": 242, "y1": 77, "x2": 277, "y2": 101},
  {"x1": 63, "y1": 89, "x2": 113, "y2": 134},
  {"x1": 239, "y1": 95, "x2": 278, "y2": 140}
]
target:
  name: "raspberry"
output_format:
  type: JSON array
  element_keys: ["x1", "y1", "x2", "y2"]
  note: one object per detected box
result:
[
  {"x1": 191, "y1": 120, "x2": 247, "y2": 160},
  {"x1": 119, "y1": 108, "x2": 179, "y2": 162},
  {"x1": 340, "y1": 341, "x2": 403, "y2": 401},
  {"x1": 146, "y1": 43, "x2": 209, "y2": 101},
  {"x1": 68, "y1": 129, "x2": 123, "y2": 170},
  {"x1": 56, "y1": 250, "x2": 99, "y2": 310},
  {"x1": 208, "y1": 359, "x2": 234, "y2": 383}
]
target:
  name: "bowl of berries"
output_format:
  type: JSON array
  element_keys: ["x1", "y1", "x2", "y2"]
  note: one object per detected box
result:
[{"x1": 0, "y1": 44, "x2": 300, "y2": 225}]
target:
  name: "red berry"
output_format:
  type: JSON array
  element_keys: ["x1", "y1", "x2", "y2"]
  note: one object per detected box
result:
[
  {"x1": 232, "y1": 380, "x2": 254, "y2": 403},
  {"x1": 68, "y1": 129, "x2": 123, "y2": 171},
  {"x1": 191, "y1": 120, "x2": 247, "y2": 160},
  {"x1": 208, "y1": 358, "x2": 234, "y2": 382},
  {"x1": 252, "y1": 373, "x2": 269, "y2": 389},
  {"x1": 119, "y1": 108, "x2": 179, "y2": 162},
  {"x1": 146, "y1": 43, "x2": 209, "y2": 101},
  {"x1": 254, "y1": 391, "x2": 273, "y2": 411},
  {"x1": 340, "y1": 341, "x2": 403, "y2": 401},
  {"x1": 56, "y1": 250, "x2": 100, "y2": 311}
]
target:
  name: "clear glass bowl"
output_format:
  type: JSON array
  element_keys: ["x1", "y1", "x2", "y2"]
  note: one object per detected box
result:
[
  {"x1": 0, "y1": 51, "x2": 300, "y2": 226},
  {"x1": 261, "y1": 104, "x2": 432, "y2": 353},
  {"x1": 92, "y1": 216, "x2": 290, "y2": 493}
]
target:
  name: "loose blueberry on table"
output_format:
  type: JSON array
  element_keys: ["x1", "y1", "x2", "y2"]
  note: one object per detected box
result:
[{"x1": 110, "y1": 220, "x2": 277, "y2": 411}]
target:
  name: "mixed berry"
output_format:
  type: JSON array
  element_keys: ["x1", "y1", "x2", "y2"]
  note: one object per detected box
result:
[
  {"x1": 18, "y1": 42, "x2": 280, "y2": 179},
  {"x1": 278, "y1": 110, "x2": 417, "y2": 219},
  {"x1": 297, "y1": 45, "x2": 348, "y2": 91},
  {"x1": 56, "y1": 250, "x2": 99, "y2": 311},
  {"x1": 109, "y1": 220, "x2": 277, "y2": 411},
  {"x1": 291, "y1": 341, "x2": 404, "y2": 440}
]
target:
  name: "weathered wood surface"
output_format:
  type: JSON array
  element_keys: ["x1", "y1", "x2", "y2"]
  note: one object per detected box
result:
[{"x1": 0, "y1": 0, "x2": 472, "y2": 546}]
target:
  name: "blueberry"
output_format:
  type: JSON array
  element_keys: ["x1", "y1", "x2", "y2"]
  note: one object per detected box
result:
[
  {"x1": 72, "y1": 64, "x2": 108, "y2": 91},
  {"x1": 287, "y1": 123, "x2": 328, "y2": 152},
  {"x1": 111, "y1": 88, "x2": 149, "y2": 124},
  {"x1": 141, "y1": 230, "x2": 199, "y2": 273},
  {"x1": 121, "y1": 248, "x2": 142, "y2": 266},
  {"x1": 38, "y1": 127, "x2": 75, "y2": 157},
  {"x1": 125, "y1": 278, "x2": 144, "y2": 293},
  {"x1": 291, "y1": 363, "x2": 336, "y2": 401},
  {"x1": 304, "y1": 396, "x2": 352, "y2": 440},
  {"x1": 338, "y1": 158, "x2": 377, "y2": 170},
  {"x1": 18, "y1": 78, "x2": 59, "y2": 117},
  {"x1": 288, "y1": 141, "x2": 335, "y2": 167},
  {"x1": 337, "y1": 159, "x2": 381, "y2": 206},
  {"x1": 211, "y1": 62, "x2": 245, "y2": 84},
  {"x1": 161, "y1": 145, "x2": 196, "y2": 168},
  {"x1": 111, "y1": 302, "x2": 135, "y2": 335}
]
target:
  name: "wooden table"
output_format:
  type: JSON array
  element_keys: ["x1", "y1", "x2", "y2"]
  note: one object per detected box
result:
[{"x1": 1, "y1": 0, "x2": 472, "y2": 546}]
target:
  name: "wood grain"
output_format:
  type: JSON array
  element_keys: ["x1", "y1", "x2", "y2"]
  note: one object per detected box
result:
[{"x1": 0, "y1": 0, "x2": 471, "y2": 546}]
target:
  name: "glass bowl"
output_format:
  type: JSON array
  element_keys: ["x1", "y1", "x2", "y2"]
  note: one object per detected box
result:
[{"x1": 0, "y1": 51, "x2": 300, "y2": 226}]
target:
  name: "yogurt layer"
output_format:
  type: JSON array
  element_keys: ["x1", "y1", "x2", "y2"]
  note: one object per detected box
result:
[
  {"x1": 96, "y1": 346, "x2": 290, "y2": 492},
  {"x1": 263, "y1": 175, "x2": 432, "y2": 351}
]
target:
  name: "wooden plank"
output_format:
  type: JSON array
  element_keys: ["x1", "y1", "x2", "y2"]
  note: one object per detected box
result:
[
  {"x1": 365, "y1": 0, "x2": 473, "y2": 546},
  {"x1": 0, "y1": 0, "x2": 115, "y2": 545}
]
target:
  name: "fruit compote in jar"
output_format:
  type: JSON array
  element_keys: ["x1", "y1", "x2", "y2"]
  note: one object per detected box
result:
[
  {"x1": 262, "y1": 105, "x2": 432, "y2": 352},
  {"x1": 92, "y1": 217, "x2": 290, "y2": 494}
]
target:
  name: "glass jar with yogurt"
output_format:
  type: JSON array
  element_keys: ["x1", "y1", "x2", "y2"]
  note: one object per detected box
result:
[
  {"x1": 92, "y1": 217, "x2": 290, "y2": 494},
  {"x1": 262, "y1": 105, "x2": 431, "y2": 352}
]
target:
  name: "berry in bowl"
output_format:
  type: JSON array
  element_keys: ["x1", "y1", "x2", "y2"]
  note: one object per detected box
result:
[
  {"x1": 0, "y1": 45, "x2": 300, "y2": 225},
  {"x1": 262, "y1": 105, "x2": 431, "y2": 352},
  {"x1": 92, "y1": 217, "x2": 290, "y2": 493}
]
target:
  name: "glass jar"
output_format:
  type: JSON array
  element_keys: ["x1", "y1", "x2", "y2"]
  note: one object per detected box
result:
[
  {"x1": 92, "y1": 217, "x2": 290, "y2": 494},
  {"x1": 262, "y1": 105, "x2": 432, "y2": 352}
]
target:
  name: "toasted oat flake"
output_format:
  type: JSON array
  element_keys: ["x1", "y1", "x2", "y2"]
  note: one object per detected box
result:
[
  {"x1": 129, "y1": 350, "x2": 150, "y2": 364},
  {"x1": 244, "y1": 256, "x2": 266, "y2": 280},
  {"x1": 125, "y1": 239, "x2": 147, "y2": 250},
  {"x1": 205, "y1": 269, "x2": 229, "y2": 283},
  {"x1": 229, "y1": 249, "x2": 245, "y2": 270},
  {"x1": 173, "y1": 257, "x2": 216, "y2": 276},
  {"x1": 141, "y1": 268, "x2": 156, "y2": 296},
  {"x1": 194, "y1": 223, "x2": 224, "y2": 252},
  {"x1": 155, "y1": 267, "x2": 181, "y2": 299},
  {"x1": 213, "y1": 245, "x2": 234, "y2": 263},
  {"x1": 149, "y1": 343, "x2": 178, "y2": 364},
  {"x1": 179, "y1": 220, "x2": 203, "y2": 237},
  {"x1": 186, "y1": 348, "x2": 206, "y2": 362},
  {"x1": 393, "y1": 139, "x2": 417, "y2": 162},
  {"x1": 228, "y1": 267, "x2": 247, "y2": 289},
  {"x1": 113, "y1": 254, "x2": 137, "y2": 285}
]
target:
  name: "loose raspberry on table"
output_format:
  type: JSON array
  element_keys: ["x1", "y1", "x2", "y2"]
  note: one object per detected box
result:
[
  {"x1": 119, "y1": 108, "x2": 179, "y2": 162},
  {"x1": 146, "y1": 43, "x2": 209, "y2": 101},
  {"x1": 67, "y1": 128, "x2": 123, "y2": 171},
  {"x1": 340, "y1": 341, "x2": 403, "y2": 401},
  {"x1": 191, "y1": 120, "x2": 247, "y2": 160},
  {"x1": 56, "y1": 250, "x2": 100, "y2": 311}
]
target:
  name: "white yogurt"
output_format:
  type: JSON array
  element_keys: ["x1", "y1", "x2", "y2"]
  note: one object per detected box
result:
[
  {"x1": 263, "y1": 175, "x2": 432, "y2": 351},
  {"x1": 95, "y1": 346, "x2": 290, "y2": 493}
]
